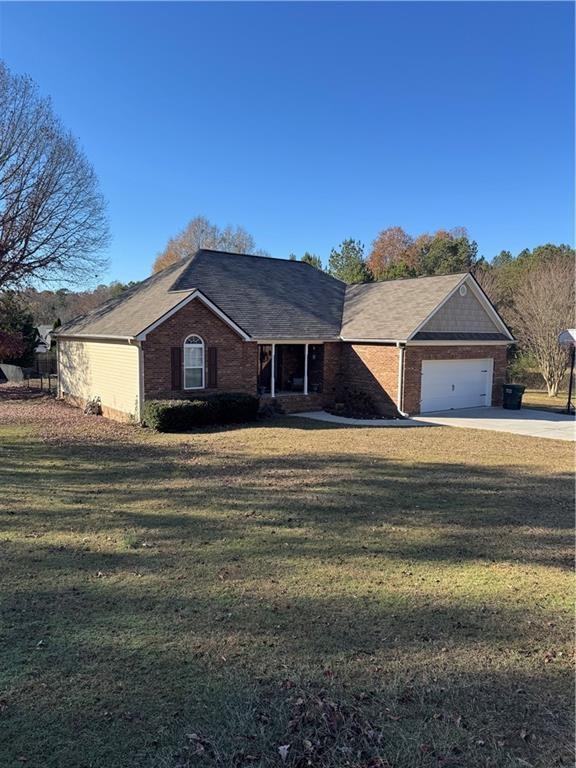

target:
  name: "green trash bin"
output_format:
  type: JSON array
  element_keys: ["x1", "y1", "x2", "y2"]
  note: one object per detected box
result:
[{"x1": 502, "y1": 383, "x2": 525, "y2": 410}]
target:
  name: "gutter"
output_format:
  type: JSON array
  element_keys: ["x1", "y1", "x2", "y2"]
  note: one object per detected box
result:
[
  {"x1": 339, "y1": 338, "x2": 406, "y2": 344},
  {"x1": 54, "y1": 333, "x2": 135, "y2": 342}
]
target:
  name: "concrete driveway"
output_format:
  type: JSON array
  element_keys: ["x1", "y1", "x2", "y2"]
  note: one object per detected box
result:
[{"x1": 415, "y1": 407, "x2": 575, "y2": 441}]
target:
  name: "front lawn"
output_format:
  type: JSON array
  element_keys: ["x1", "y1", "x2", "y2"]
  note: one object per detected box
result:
[
  {"x1": 522, "y1": 389, "x2": 571, "y2": 413},
  {"x1": 0, "y1": 393, "x2": 573, "y2": 768}
]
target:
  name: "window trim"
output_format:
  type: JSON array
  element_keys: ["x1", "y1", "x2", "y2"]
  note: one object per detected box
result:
[{"x1": 183, "y1": 334, "x2": 205, "y2": 390}]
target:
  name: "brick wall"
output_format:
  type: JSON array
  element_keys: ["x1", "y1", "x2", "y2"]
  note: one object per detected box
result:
[
  {"x1": 264, "y1": 393, "x2": 324, "y2": 413},
  {"x1": 322, "y1": 342, "x2": 342, "y2": 408},
  {"x1": 403, "y1": 345, "x2": 508, "y2": 414},
  {"x1": 143, "y1": 303, "x2": 508, "y2": 418},
  {"x1": 142, "y1": 299, "x2": 258, "y2": 399},
  {"x1": 339, "y1": 343, "x2": 400, "y2": 416}
]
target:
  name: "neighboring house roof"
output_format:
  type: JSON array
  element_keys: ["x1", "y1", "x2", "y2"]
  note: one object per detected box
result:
[
  {"x1": 34, "y1": 324, "x2": 53, "y2": 352},
  {"x1": 55, "y1": 250, "x2": 512, "y2": 343}
]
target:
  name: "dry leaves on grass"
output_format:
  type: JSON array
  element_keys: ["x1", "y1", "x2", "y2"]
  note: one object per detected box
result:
[{"x1": 0, "y1": 385, "x2": 137, "y2": 445}]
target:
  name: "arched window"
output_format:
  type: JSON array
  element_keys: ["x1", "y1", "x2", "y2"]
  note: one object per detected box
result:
[{"x1": 183, "y1": 334, "x2": 204, "y2": 389}]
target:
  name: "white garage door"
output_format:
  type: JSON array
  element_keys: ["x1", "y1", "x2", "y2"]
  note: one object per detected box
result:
[{"x1": 420, "y1": 358, "x2": 493, "y2": 413}]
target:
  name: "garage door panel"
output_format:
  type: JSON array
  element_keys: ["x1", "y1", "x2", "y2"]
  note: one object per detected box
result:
[{"x1": 420, "y1": 358, "x2": 493, "y2": 413}]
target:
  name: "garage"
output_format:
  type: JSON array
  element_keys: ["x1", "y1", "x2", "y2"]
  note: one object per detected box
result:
[{"x1": 420, "y1": 358, "x2": 494, "y2": 413}]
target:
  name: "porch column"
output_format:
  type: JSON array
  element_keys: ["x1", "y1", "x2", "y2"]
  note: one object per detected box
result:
[
  {"x1": 271, "y1": 343, "x2": 276, "y2": 398},
  {"x1": 304, "y1": 343, "x2": 309, "y2": 395}
]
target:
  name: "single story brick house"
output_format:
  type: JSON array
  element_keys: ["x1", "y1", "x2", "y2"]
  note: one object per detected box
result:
[{"x1": 55, "y1": 249, "x2": 514, "y2": 422}]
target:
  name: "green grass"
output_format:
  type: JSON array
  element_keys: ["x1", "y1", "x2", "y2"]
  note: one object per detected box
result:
[{"x1": 0, "y1": 400, "x2": 574, "y2": 768}]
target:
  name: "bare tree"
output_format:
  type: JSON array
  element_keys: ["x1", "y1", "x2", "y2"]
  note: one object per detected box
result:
[
  {"x1": 0, "y1": 62, "x2": 109, "y2": 290},
  {"x1": 474, "y1": 264, "x2": 514, "y2": 321},
  {"x1": 510, "y1": 257, "x2": 575, "y2": 396},
  {"x1": 152, "y1": 215, "x2": 268, "y2": 273}
]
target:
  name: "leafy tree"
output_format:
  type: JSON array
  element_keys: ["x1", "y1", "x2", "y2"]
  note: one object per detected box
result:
[
  {"x1": 368, "y1": 227, "x2": 480, "y2": 280},
  {"x1": 301, "y1": 252, "x2": 323, "y2": 270},
  {"x1": 328, "y1": 239, "x2": 372, "y2": 284},
  {"x1": 419, "y1": 234, "x2": 480, "y2": 276},
  {"x1": 0, "y1": 292, "x2": 37, "y2": 365},
  {"x1": 0, "y1": 330, "x2": 25, "y2": 361},
  {"x1": 379, "y1": 261, "x2": 418, "y2": 280},
  {"x1": 368, "y1": 226, "x2": 413, "y2": 279},
  {"x1": 288, "y1": 252, "x2": 323, "y2": 269},
  {"x1": 152, "y1": 216, "x2": 268, "y2": 273},
  {"x1": 108, "y1": 280, "x2": 138, "y2": 299},
  {"x1": 492, "y1": 250, "x2": 513, "y2": 267},
  {"x1": 0, "y1": 63, "x2": 109, "y2": 289}
]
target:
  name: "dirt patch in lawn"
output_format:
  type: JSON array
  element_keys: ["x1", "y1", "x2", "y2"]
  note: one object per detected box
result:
[{"x1": 0, "y1": 392, "x2": 573, "y2": 768}]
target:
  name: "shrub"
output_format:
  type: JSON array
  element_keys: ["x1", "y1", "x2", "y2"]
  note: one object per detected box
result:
[
  {"x1": 209, "y1": 392, "x2": 260, "y2": 423},
  {"x1": 328, "y1": 388, "x2": 382, "y2": 419},
  {"x1": 142, "y1": 393, "x2": 259, "y2": 432}
]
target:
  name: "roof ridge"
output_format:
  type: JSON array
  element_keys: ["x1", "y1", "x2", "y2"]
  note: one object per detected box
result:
[
  {"x1": 194, "y1": 248, "x2": 298, "y2": 262},
  {"x1": 345, "y1": 272, "x2": 468, "y2": 294},
  {"x1": 168, "y1": 249, "x2": 345, "y2": 293},
  {"x1": 191, "y1": 249, "x2": 344, "y2": 279}
]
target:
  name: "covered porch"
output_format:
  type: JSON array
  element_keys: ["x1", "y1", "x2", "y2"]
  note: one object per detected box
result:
[{"x1": 257, "y1": 342, "x2": 325, "y2": 398}]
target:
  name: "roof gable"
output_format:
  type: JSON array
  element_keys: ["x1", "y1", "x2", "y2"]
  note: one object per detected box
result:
[
  {"x1": 169, "y1": 250, "x2": 347, "y2": 339},
  {"x1": 341, "y1": 273, "x2": 466, "y2": 340},
  {"x1": 417, "y1": 283, "x2": 500, "y2": 334}
]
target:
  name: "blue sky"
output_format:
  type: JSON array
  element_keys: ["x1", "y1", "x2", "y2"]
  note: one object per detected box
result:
[{"x1": 1, "y1": 1, "x2": 573, "y2": 284}]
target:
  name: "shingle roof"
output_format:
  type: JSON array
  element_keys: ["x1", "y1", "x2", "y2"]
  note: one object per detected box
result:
[
  {"x1": 56, "y1": 253, "x2": 495, "y2": 343},
  {"x1": 57, "y1": 250, "x2": 346, "y2": 340},
  {"x1": 170, "y1": 250, "x2": 347, "y2": 339},
  {"x1": 341, "y1": 273, "x2": 467, "y2": 340}
]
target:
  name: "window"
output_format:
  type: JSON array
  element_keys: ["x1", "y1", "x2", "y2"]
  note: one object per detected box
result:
[{"x1": 183, "y1": 334, "x2": 204, "y2": 389}]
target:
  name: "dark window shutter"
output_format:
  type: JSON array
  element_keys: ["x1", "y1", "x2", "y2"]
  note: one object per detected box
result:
[
  {"x1": 171, "y1": 347, "x2": 182, "y2": 390},
  {"x1": 207, "y1": 347, "x2": 218, "y2": 388}
]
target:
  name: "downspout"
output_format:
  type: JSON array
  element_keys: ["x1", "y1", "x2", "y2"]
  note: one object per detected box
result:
[
  {"x1": 396, "y1": 342, "x2": 409, "y2": 417},
  {"x1": 128, "y1": 338, "x2": 144, "y2": 423}
]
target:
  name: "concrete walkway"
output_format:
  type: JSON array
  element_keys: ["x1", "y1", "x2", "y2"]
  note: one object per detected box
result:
[
  {"x1": 290, "y1": 410, "x2": 428, "y2": 427},
  {"x1": 415, "y1": 406, "x2": 575, "y2": 441},
  {"x1": 291, "y1": 407, "x2": 575, "y2": 441}
]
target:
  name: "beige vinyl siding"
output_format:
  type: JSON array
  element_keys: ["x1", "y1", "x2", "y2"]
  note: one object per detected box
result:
[
  {"x1": 58, "y1": 339, "x2": 140, "y2": 419},
  {"x1": 421, "y1": 289, "x2": 500, "y2": 334}
]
